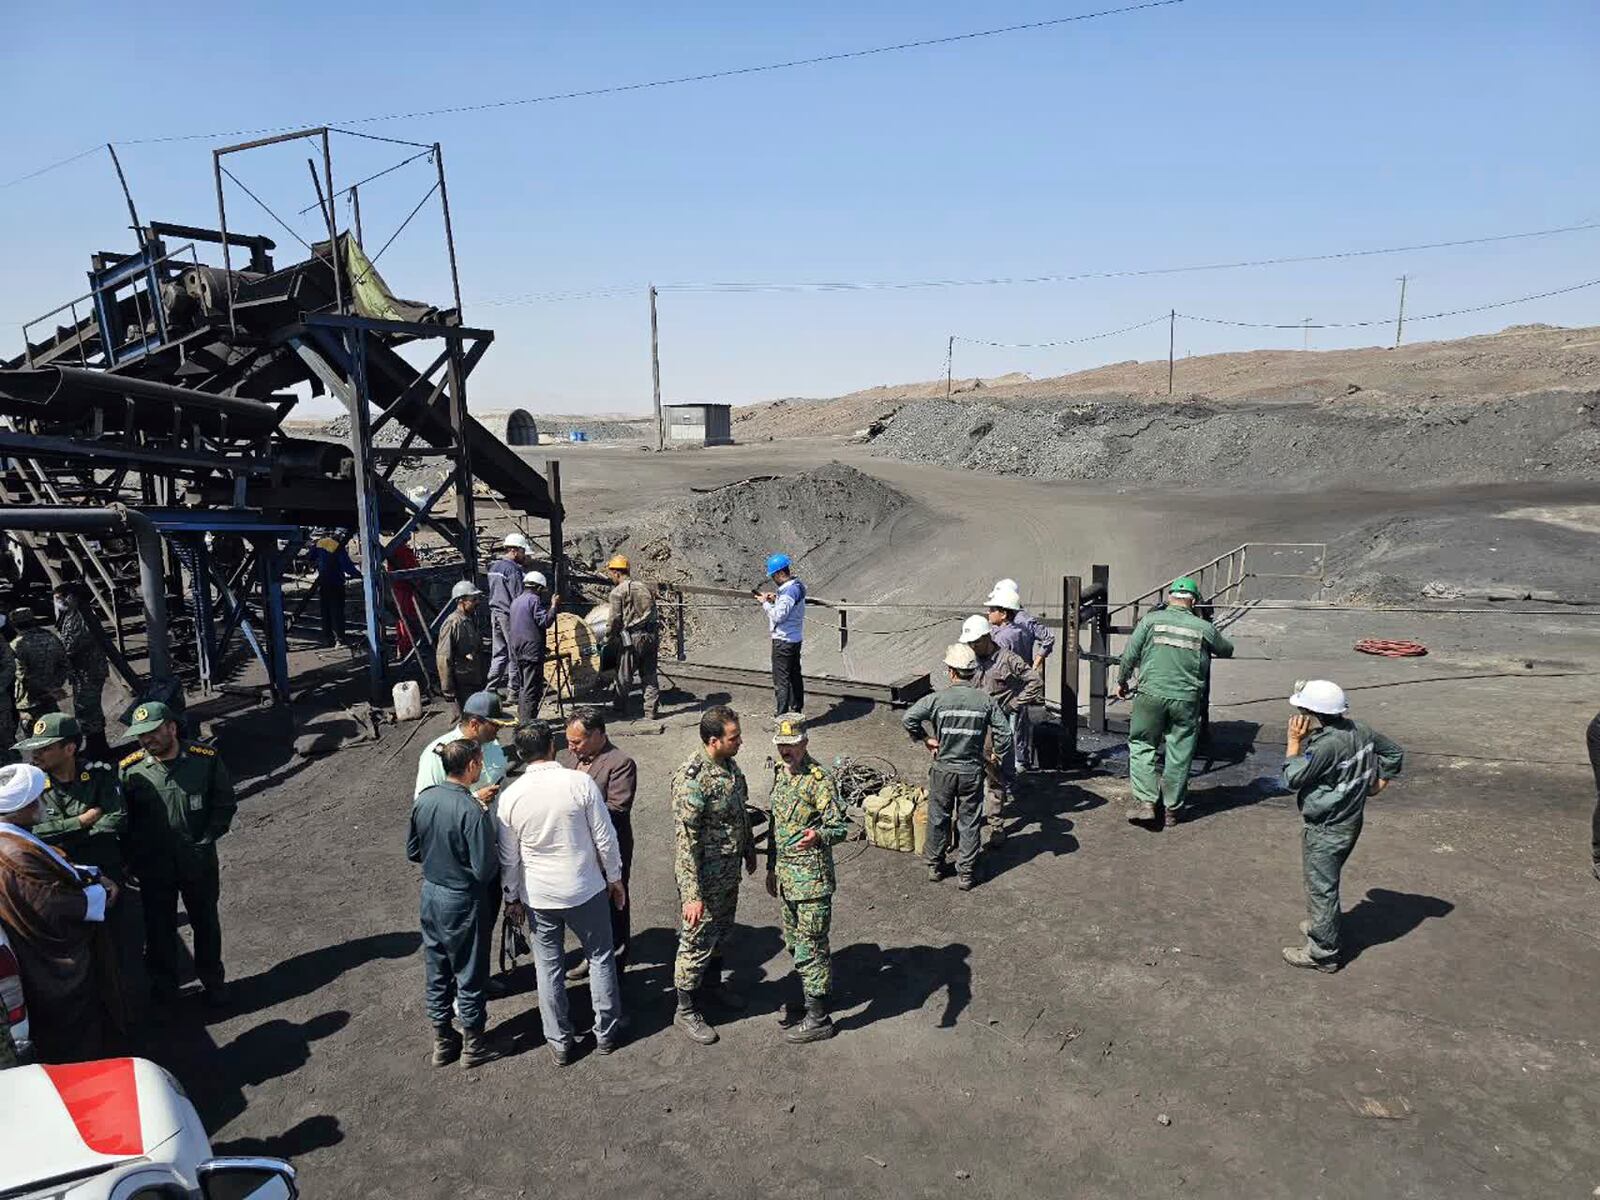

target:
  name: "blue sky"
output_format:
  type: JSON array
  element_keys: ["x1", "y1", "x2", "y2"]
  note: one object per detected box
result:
[{"x1": 3, "y1": 1, "x2": 1597, "y2": 415}]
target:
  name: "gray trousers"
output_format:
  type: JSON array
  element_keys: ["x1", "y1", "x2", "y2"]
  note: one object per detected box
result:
[
  {"x1": 926, "y1": 762, "x2": 984, "y2": 877},
  {"x1": 421, "y1": 882, "x2": 490, "y2": 1031},
  {"x1": 487, "y1": 609, "x2": 514, "y2": 695},
  {"x1": 530, "y1": 887, "x2": 623, "y2": 1048},
  {"x1": 1302, "y1": 820, "x2": 1362, "y2": 962}
]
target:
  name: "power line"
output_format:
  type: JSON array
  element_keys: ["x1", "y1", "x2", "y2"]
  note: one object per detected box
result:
[
  {"x1": 1177, "y1": 276, "x2": 1600, "y2": 330},
  {"x1": 954, "y1": 314, "x2": 1170, "y2": 348},
  {"x1": 2, "y1": 1, "x2": 1185, "y2": 186}
]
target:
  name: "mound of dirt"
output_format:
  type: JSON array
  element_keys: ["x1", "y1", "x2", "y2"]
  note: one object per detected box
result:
[{"x1": 867, "y1": 390, "x2": 1600, "y2": 489}]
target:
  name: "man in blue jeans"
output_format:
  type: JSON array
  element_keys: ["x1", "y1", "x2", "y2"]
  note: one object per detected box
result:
[
  {"x1": 758, "y1": 553, "x2": 807, "y2": 716},
  {"x1": 496, "y1": 721, "x2": 626, "y2": 1065}
]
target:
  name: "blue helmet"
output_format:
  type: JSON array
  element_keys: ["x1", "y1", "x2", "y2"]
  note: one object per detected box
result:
[{"x1": 765, "y1": 553, "x2": 792, "y2": 577}]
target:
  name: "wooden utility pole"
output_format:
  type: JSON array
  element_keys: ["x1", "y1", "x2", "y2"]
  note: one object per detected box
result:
[
  {"x1": 1167, "y1": 309, "x2": 1176, "y2": 395},
  {"x1": 945, "y1": 335, "x2": 954, "y2": 399},
  {"x1": 649, "y1": 285, "x2": 664, "y2": 451},
  {"x1": 1301, "y1": 317, "x2": 1314, "y2": 352},
  {"x1": 1393, "y1": 275, "x2": 1408, "y2": 348}
]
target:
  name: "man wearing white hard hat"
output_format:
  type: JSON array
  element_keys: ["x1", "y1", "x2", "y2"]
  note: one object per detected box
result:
[
  {"x1": 960, "y1": 614, "x2": 1043, "y2": 844},
  {"x1": 991, "y1": 579, "x2": 1055, "y2": 673},
  {"x1": 509, "y1": 570, "x2": 562, "y2": 725},
  {"x1": 1280, "y1": 680, "x2": 1404, "y2": 973},
  {"x1": 436, "y1": 580, "x2": 487, "y2": 721},
  {"x1": 984, "y1": 581, "x2": 1047, "y2": 778},
  {"x1": 901, "y1": 644, "x2": 1013, "y2": 890},
  {"x1": 486, "y1": 532, "x2": 533, "y2": 703},
  {"x1": 0, "y1": 762, "x2": 124, "y2": 1062}
]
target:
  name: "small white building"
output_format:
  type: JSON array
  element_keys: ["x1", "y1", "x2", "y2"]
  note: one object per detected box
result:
[{"x1": 664, "y1": 403, "x2": 733, "y2": 447}]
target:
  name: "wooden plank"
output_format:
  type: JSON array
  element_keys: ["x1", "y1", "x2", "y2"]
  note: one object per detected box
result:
[{"x1": 663, "y1": 660, "x2": 928, "y2": 708}]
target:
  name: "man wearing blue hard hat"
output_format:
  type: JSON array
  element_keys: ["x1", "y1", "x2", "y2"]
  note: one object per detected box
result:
[{"x1": 755, "y1": 553, "x2": 806, "y2": 716}]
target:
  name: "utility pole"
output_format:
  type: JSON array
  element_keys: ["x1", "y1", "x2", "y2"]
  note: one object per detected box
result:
[
  {"x1": 945, "y1": 335, "x2": 954, "y2": 399},
  {"x1": 1301, "y1": 317, "x2": 1314, "y2": 352},
  {"x1": 1393, "y1": 274, "x2": 1408, "y2": 349},
  {"x1": 649, "y1": 285, "x2": 663, "y2": 451},
  {"x1": 1167, "y1": 309, "x2": 1176, "y2": 395}
]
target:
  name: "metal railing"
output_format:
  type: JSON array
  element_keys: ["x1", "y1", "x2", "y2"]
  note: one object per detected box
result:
[
  {"x1": 1106, "y1": 542, "x2": 1326, "y2": 633},
  {"x1": 21, "y1": 242, "x2": 200, "y2": 368}
]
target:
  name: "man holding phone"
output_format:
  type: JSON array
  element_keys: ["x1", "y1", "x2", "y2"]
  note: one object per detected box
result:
[{"x1": 413, "y1": 692, "x2": 515, "y2": 801}]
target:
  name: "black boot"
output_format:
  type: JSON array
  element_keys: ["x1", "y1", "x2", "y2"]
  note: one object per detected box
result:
[
  {"x1": 701, "y1": 958, "x2": 746, "y2": 1011},
  {"x1": 461, "y1": 1027, "x2": 503, "y2": 1069},
  {"x1": 431, "y1": 1023, "x2": 462, "y2": 1067},
  {"x1": 784, "y1": 994, "x2": 836, "y2": 1044},
  {"x1": 674, "y1": 988, "x2": 719, "y2": 1045},
  {"x1": 776, "y1": 976, "x2": 804, "y2": 1029}
]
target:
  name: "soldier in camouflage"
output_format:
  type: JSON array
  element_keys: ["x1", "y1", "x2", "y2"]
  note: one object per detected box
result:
[
  {"x1": 10, "y1": 608, "x2": 68, "y2": 732},
  {"x1": 671, "y1": 704, "x2": 756, "y2": 1045},
  {"x1": 765, "y1": 713, "x2": 848, "y2": 1044},
  {"x1": 54, "y1": 584, "x2": 112, "y2": 761}
]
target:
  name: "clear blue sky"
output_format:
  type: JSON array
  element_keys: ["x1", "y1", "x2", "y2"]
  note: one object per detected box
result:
[{"x1": 4, "y1": 1, "x2": 1597, "y2": 416}]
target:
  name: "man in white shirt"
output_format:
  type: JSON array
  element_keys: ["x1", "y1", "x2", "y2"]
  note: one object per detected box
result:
[
  {"x1": 496, "y1": 721, "x2": 626, "y2": 1064},
  {"x1": 414, "y1": 691, "x2": 514, "y2": 800}
]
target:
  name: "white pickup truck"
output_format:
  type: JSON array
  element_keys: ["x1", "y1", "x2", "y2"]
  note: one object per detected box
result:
[{"x1": 0, "y1": 1056, "x2": 297, "y2": 1200}]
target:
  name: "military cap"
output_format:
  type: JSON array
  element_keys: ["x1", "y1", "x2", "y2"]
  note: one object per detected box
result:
[
  {"x1": 127, "y1": 700, "x2": 178, "y2": 736},
  {"x1": 13, "y1": 711, "x2": 82, "y2": 751},
  {"x1": 773, "y1": 713, "x2": 808, "y2": 745}
]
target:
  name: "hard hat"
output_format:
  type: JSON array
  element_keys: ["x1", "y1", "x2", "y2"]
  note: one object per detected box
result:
[
  {"x1": 943, "y1": 643, "x2": 978, "y2": 672},
  {"x1": 606, "y1": 554, "x2": 630, "y2": 572},
  {"x1": 995, "y1": 578, "x2": 1019, "y2": 592},
  {"x1": 523, "y1": 570, "x2": 547, "y2": 588},
  {"x1": 1169, "y1": 577, "x2": 1201, "y2": 598},
  {"x1": 984, "y1": 584, "x2": 1022, "y2": 612},
  {"x1": 1289, "y1": 679, "x2": 1348, "y2": 716},
  {"x1": 450, "y1": 580, "x2": 483, "y2": 601},
  {"x1": 765, "y1": 553, "x2": 792, "y2": 577},
  {"x1": 958, "y1": 615, "x2": 990, "y2": 644},
  {"x1": 501, "y1": 532, "x2": 532, "y2": 552}
]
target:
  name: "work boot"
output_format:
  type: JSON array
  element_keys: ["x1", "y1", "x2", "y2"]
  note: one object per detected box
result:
[
  {"x1": 926, "y1": 861, "x2": 947, "y2": 884},
  {"x1": 548, "y1": 1041, "x2": 573, "y2": 1068},
  {"x1": 702, "y1": 961, "x2": 746, "y2": 1011},
  {"x1": 784, "y1": 995, "x2": 836, "y2": 1044},
  {"x1": 461, "y1": 1027, "x2": 504, "y2": 1068},
  {"x1": 1281, "y1": 946, "x2": 1340, "y2": 974},
  {"x1": 430, "y1": 1024, "x2": 462, "y2": 1067},
  {"x1": 956, "y1": 873, "x2": 976, "y2": 892},
  {"x1": 1126, "y1": 801, "x2": 1157, "y2": 823},
  {"x1": 1163, "y1": 807, "x2": 1182, "y2": 829},
  {"x1": 674, "y1": 989, "x2": 719, "y2": 1045}
]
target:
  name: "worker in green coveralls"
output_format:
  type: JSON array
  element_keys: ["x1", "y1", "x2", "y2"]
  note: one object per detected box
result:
[
  {"x1": 1116, "y1": 577, "x2": 1233, "y2": 827},
  {"x1": 764, "y1": 713, "x2": 848, "y2": 1045}
]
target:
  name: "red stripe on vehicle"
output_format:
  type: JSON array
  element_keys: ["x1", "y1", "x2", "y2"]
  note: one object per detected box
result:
[{"x1": 43, "y1": 1059, "x2": 144, "y2": 1156}]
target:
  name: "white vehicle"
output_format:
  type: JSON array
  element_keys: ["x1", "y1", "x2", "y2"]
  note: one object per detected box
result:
[
  {"x1": 0, "y1": 1057, "x2": 297, "y2": 1199},
  {"x1": 0, "y1": 924, "x2": 30, "y2": 1061}
]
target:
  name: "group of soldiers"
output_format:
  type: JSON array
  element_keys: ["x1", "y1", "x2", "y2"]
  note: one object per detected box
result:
[{"x1": 2, "y1": 584, "x2": 113, "y2": 765}]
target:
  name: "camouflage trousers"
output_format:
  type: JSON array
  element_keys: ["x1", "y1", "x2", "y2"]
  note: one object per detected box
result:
[
  {"x1": 674, "y1": 861, "x2": 742, "y2": 992},
  {"x1": 780, "y1": 894, "x2": 833, "y2": 997},
  {"x1": 70, "y1": 668, "x2": 108, "y2": 735}
]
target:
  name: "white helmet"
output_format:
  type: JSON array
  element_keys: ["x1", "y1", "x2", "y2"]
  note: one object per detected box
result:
[
  {"x1": 995, "y1": 578, "x2": 1019, "y2": 592},
  {"x1": 450, "y1": 580, "x2": 483, "y2": 601},
  {"x1": 984, "y1": 583, "x2": 1022, "y2": 612},
  {"x1": 501, "y1": 532, "x2": 532, "y2": 552},
  {"x1": 1290, "y1": 679, "x2": 1348, "y2": 716},
  {"x1": 943, "y1": 643, "x2": 978, "y2": 672},
  {"x1": 958, "y1": 614, "x2": 990, "y2": 644},
  {"x1": 523, "y1": 570, "x2": 547, "y2": 588}
]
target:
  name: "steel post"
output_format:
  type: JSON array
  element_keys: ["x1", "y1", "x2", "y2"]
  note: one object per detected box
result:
[
  {"x1": 1089, "y1": 563, "x2": 1110, "y2": 734},
  {"x1": 343, "y1": 326, "x2": 389, "y2": 701},
  {"x1": 1061, "y1": 575, "x2": 1081, "y2": 758}
]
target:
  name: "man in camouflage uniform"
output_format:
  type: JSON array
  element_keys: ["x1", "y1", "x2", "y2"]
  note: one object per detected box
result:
[
  {"x1": 120, "y1": 701, "x2": 237, "y2": 1008},
  {"x1": 959, "y1": 614, "x2": 1044, "y2": 846},
  {"x1": 53, "y1": 585, "x2": 112, "y2": 762},
  {"x1": 10, "y1": 608, "x2": 68, "y2": 733},
  {"x1": 764, "y1": 713, "x2": 848, "y2": 1044},
  {"x1": 671, "y1": 704, "x2": 756, "y2": 1045}
]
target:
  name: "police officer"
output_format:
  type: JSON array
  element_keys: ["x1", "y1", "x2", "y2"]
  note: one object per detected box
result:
[
  {"x1": 14, "y1": 713, "x2": 125, "y2": 878},
  {"x1": 119, "y1": 702, "x2": 236, "y2": 1007},
  {"x1": 10, "y1": 607, "x2": 68, "y2": 731},
  {"x1": 1115, "y1": 577, "x2": 1234, "y2": 827},
  {"x1": 671, "y1": 704, "x2": 756, "y2": 1045},
  {"x1": 53, "y1": 584, "x2": 112, "y2": 762},
  {"x1": 765, "y1": 714, "x2": 847, "y2": 1044}
]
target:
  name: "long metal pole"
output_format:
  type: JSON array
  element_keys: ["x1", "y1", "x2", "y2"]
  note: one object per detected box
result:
[
  {"x1": 320, "y1": 129, "x2": 342, "y2": 315},
  {"x1": 106, "y1": 144, "x2": 143, "y2": 239},
  {"x1": 946, "y1": 335, "x2": 954, "y2": 399},
  {"x1": 1167, "y1": 309, "x2": 1175, "y2": 395},
  {"x1": 650, "y1": 286, "x2": 663, "y2": 451},
  {"x1": 1394, "y1": 274, "x2": 1408, "y2": 349},
  {"x1": 435, "y1": 144, "x2": 465, "y2": 318},
  {"x1": 351, "y1": 184, "x2": 364, "y2": 246},
  {"x1": 212, "y1": 151, "x2": 236, "y2": 337}
]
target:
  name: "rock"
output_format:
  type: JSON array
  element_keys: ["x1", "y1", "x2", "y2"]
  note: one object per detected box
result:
[
  {"x1": 956, "y1": 1170, "x2": 971, "y2": 1181},
  {"x1": 1157, "y1": 1113, "x2": 1172, "y2": 1126}
]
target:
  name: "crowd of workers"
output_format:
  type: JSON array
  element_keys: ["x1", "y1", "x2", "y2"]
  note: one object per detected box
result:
[{"x1": 7, "y1": 543, "x2": 1600, "y2": 1078}]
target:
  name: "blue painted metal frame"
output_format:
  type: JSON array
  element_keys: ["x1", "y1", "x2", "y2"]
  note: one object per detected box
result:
[{"x1": 89, "y1": 245, "x2": 170, "y2": 365}]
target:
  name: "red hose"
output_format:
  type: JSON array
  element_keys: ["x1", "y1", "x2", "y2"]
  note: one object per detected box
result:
[{"x1": 1354, "y1": 638, "x2": 1428, "y2": 657}]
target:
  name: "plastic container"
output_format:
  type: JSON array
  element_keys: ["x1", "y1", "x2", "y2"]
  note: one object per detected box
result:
[{"x1": 392, "y1": 680, "x2": 422, "y2": 722}]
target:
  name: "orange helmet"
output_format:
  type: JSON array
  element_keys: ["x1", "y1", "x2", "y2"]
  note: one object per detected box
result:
[{"x1": 607, "y1": 554, "x2": 630, "y2": 571}]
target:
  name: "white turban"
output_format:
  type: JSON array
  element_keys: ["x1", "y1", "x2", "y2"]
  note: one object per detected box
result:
[{"x1": 0, "y1": 763, "x2": 47, "y2": 815}]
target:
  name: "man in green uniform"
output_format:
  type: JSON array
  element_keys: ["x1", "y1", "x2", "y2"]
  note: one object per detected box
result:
[
  {"x1": 1280, "y1": 679, "x2": 1404, "y2": 973},
  {"x1": 0, "y1": 615, "x2": 17, "y2": 766},
  {"x1": 671, "y1": 704, "x2": 756, "y2": 1045},
  {"x1": 1115, "y1": 577, "x2": 1234, "y2": 827},
  {"x1": 10, "y1": 608, "x2": 68, "y2": 732},
  {"x1": 14, "y1": 713, "x2": 125, "y2": 879},
  {"x1": 119, "y1": 701, "x2": 236, "y2": 1007},
  {"x1": 764, "y1": 713, "x2": 849, "y2": 1044},
  {"x1": 53, "y1": 585, "x2": 112, "y2": 762},
  {"x1": 902, "y1": 644, "x2": 1013, "y2": 891}
]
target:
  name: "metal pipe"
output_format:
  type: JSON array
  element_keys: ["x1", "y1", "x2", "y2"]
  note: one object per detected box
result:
[
  {"x1": 0, "y1": 505, "x2": 171, "y2": 682},
  {"x1": 0, "y1": 365, "x2": 281, "y2": 436}
]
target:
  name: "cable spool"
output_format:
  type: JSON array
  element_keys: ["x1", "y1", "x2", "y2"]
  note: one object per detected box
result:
[
  {"x1": 1354, "y1": 638, "x2": 1427, "y2": 657},
  {"x1": 543, "y1": 610, "x2": 605, "y2": 694}
]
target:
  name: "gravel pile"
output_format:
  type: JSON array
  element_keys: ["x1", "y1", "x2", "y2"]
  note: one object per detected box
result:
[{"x1": 869, "y1": 390, "x2": 1600, "y2": 489}]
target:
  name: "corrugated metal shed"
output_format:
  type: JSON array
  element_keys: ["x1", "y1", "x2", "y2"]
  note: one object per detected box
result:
[{"x1": 664, "y1": 403, "x2": 733, "y2": 446}]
